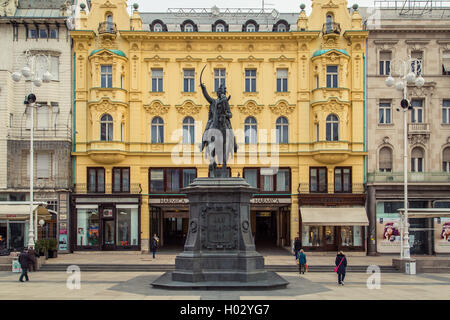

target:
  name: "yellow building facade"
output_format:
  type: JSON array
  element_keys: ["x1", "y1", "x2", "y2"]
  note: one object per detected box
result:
[{"x1": 70, "y1": 0, "x2": 368, "y2": 252}]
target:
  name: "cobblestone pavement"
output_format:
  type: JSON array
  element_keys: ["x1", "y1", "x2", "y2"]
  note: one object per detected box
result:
[{"x1": 0, "y1": 271, "x2": 449, "y2": 300}]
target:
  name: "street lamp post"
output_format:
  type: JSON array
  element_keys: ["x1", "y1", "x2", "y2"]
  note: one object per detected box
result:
[
  {"x1": 385, "y1": 56, "x2": 424, "y2": 260},
  {"x1": 11, "y1": 51, "x2": 52, "y2": 249}
]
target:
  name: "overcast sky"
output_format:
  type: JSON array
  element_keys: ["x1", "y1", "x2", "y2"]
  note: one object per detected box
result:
[{"x1": 129, "y1": 0, "x2": 377, "y2": 13}]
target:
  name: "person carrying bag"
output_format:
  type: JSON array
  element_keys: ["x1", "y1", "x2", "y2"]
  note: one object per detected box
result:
[{"x1": 334, "y1": 251, "x2": 347, "y2": 286}]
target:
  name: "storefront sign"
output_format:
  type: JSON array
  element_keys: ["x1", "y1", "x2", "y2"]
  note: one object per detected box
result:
[
  {"x1": 149, "y1": 198, "x2": 189, "y2": 205},
  {"x1": 377, "y1": 217, "x2": 401, "y2": 253},
  {"x1": 59, "y1": 229, "x2": 67, "y2": 235},
  {"x1": 6, "y1": 215, "x2": 16, "y2": 218},
  {"x1": 59, "y1": 234, "x2": 68, "y2": 251},
  {"x1": 434, "y1": 218, "x2": 450, "y2": 253},
  {"x1": 250, "y1": 198, "x2": 291, "y2": 205}
]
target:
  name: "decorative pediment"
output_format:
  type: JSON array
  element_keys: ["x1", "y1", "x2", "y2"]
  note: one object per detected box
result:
[
  {"x1": 100, "y1": 0, "x2": 117, "y2": 8},
  {"x1": 207, "y1": 55, "x2": 233, "y2": 63},
  {"x1": 88, "y1": 98, "x2": 126, "y2": 121},
  {"x1": 175, "y1": 100, "x2": 202, "y2": 116},
  {"x1": 269, "y1": 100, "x2": 295, "y2": 116},
  {"x1": 144, "y1": 55, "x2": 170, "y2": 63},
  {"x1": 144, "y1": 100, "x2": 170, "y2": 116},
  {"x1": 238, "y1": 56, "x2": 264, "y2": 63},
  {"x1": 176, "y1": 55, "x2": 202, "y2": 63},
  {"x1": 237, "y1": 100, "x2": 264, "y2": 116},
  {"x1": 269, "y1": 55, "x2": 296, "y2": 63},
  {"x1": 322, "y1": 0, "x2": 339, "y2": 8}
]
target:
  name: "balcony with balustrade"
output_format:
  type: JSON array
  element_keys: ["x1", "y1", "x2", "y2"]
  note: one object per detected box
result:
[
  {"x1": 368, "y1": 171, "x2": 450, "y2": 184},
  {"x1": 297, "y1": 183, "x2": 366, "y2": 206}
]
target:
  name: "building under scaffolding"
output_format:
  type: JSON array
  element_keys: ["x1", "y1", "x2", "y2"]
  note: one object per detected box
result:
[{"x1": 374, "y1": 0, "x2": 450, "y2": 17}]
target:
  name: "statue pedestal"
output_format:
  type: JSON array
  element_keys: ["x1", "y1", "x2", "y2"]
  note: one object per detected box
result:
[{"x1": 152, "y1": 178, "x2": 288, "y2": 289}]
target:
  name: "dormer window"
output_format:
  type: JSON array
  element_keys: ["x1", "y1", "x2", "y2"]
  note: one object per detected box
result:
[
  {"x1": 246, "y1": 23, "x2": 256, "y2": 32},
  {"x1": 216, "y1": 23, "x2": 225, "y2": 32},
  {"x1": 154, "y1": 23, "x2": 163, "y2": 32},
  {"x1": 181, "y1": 20, "x2": 198, "y2": 32},
  {"x1": 277, "y1": 24, "x2": 286, "y2": 32}
]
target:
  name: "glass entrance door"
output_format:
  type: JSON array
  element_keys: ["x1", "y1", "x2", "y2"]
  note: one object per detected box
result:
[
  {"x1": 0, "y1": 222, "x2": 7, "y2": 250},
  {"x1": 325, "y1": 226, "x2": 338, "y2": 251},
  {"x1": 9, "y1": 222, "x2": 25, "y2": 250},
  {"x1": 102, "y1": 220, "x2": 115, "y2": 250}
]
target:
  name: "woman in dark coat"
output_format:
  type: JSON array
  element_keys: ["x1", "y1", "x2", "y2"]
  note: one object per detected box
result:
[{"x1": 335, "y1": 251, "x2": 347, "y2": 286}]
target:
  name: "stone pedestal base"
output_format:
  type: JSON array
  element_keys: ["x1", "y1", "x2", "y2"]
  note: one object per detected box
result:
[{"x1": 151, "y1": 178, "x2": 288, "y2": 290}]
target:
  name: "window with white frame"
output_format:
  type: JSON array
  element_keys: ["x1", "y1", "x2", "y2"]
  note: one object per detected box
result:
[
  {"x1": 411, "y1": 99, "x2": 424, "y2": 123},
  {"x1": 183, "y1": 69, "x2": 195, "y2": 92},
  {"x1": 216, "y1": 23, "x2": 225, "y2": 32},
  {"x1": 411, "y1": 147, "x2": 424, "y2": 172},
  {"x1": 244, "y1": 117, "x2": 257, "y2": 144},
  {"x1": 443, "y1": 147, "x2": 450, "y2": 172},
  {"x1": 276, "y1": 69, "x2": 288, "y2": 92},
  {"x1": 101, "y1": 65, "x2": 113, "y2": 88},
  {"x1": 443, "y1": 52, "x2": 450, "y2": 75},
  {"x1": 379, "y1": 147, "x2": 393, "y2": 172},
  {"x1": 100, "y1": 114, "x2": 113, "y2": 141},
  {"x1": 36, "y1": 104, "x2": 50, "y2": 129},
  {"x1": 326, "y1": 114, "x2": 339, "y2": 141},
  {"x1": 443, "y1": 100, "x2": 450, "y2": 124},
  {"x1": 151, "y1": 68, "x2": 163, "y2": 92},
  {"x1": 379, "y1": 51, "x2": 391, "y2": 76},
  {"x1": 151, "y1": 117, "x2": 164, "y2": 143},
  {"x1": 26, "y1": 152, "x2": 53, "y2": 178},
  {"x1": 214, "y1": 68, "x2": 226, "y2": 92},
  {"x1": 276, "y1": 116, "x2": 289, "y2": 144},
  {"x1": 277, "y1": 24, "x2": 287, "y2": 32},
  {"x1": 411, "y1": 51, "x2": 423, "y2": 76},
  {"x1": 326, "y1": 65, "x2": 338, "y2": 88},
  {"x1": 184, "y1": 23, "x2": 194, "y2": 32},
  {"x1": 379, "y1": 101, "x2": 392, "y2": 124},
  {"x1": 154, "y1": 23, "x2": 163, "y2": 32},
  {"x1": 245, "y1": 69, "x2": 257, "y2": 92},
  {"x1": 246, "y1": 23, "x2": 256, "y2": 32},
  {"x1": 182, "y1": 117, "x2": 195, "y2": 144}
]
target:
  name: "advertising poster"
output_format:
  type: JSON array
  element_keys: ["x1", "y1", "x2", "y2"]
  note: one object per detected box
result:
[
  {"x1": 59, "y1": 234, "x2": 68, "y2": 251},
  {"x1": 434, "y1": 218, "x2": 450, "y2": 254},
  {"x1": 377, "y1": 217, "x2": 401, "y2": 253},
  {"x1": 12, "y1": 260, "x2": 22, "y2": 273}
]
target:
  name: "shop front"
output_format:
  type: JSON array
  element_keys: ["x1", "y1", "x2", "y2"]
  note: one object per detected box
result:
[
  {"x1": 72, "y1": 196, "x2": 141, "y2": 251},
  {"x1": 0, "y1": 202, "x2": 52, "y2": 251},
  {"x1": 250, "y1": 196, "x2": 291, "y2": 247},
  {"x1": 298, "y1": 194, "x2": 368, "y2": 252}
]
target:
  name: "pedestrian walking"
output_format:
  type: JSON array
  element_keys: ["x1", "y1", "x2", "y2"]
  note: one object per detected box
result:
[
  {"x1": 293, "y1": 237, "x2": 301, "y2": 259},
  {"x1": 150, "y1": 234, "x2": 159, "y2": 259},
  {"x1": 27, "y1": 247, "x2": 38, "y2": 272},
  {"x1": 335, "y1": 250, "x2": 347, "y2": 286},
  {"x1": 297, "y1": 249, "x2": 307, "y2": 275},
  {"x1": 18, "y1": 249, "x2": 32, "y2": 282}
]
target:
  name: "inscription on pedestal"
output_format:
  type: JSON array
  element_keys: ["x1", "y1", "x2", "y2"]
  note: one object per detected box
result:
[{"x1": 200, "y1": 204, "x2": 238, "y2": 250}]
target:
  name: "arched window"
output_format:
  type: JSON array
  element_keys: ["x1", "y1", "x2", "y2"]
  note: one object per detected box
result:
[
  {"x1": 106, "y1": 14, "x2": 114, "y2": 32},
  {"x1": 154, "y1": 23, "x2": 163, "y2": 32},
  {"x1": 443, "y1": 147, "x2": 450, "y2": 172},
  {"x1": 100, "y1": 114, "x2": 113, "y2": 141},
  {"x1": 411, "y1": 147, "x2": 424, "y2": 172},
  {"x1": 182, "y1": 117, "x2": 195, "y2": 144},
  {"x1": 379, "y1": 147, "x2": 393, "y2": 172},
  {"x1": 246, "y1": 23, "x2": 256, "y2": 32},
  {"x1": 276, "y1": 116, "x2": 289, "y2": 144},
  {"x1": 326, "y1": 114, "x2": 339, "y2": 141},
  {"x1": 277, "y1": 24, "x2": 286, "y2": 32},
  {"x1": 184, "y1": 23, "x2": 194, "y2": 32},
  {"x1": 151, "y1": 117, "x2": 164, "y2": 143},
  {"x1": 216, "y1": 23, "x2": 225, "y2": 32},
  {"x1": 244, "y1": 117, "x2": 257, "y2": 144},
  {"x1": 325, "y1": 14, "x2": 333, "y2": 34}
]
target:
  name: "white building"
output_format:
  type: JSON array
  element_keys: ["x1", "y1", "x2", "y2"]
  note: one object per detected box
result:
[{"x1": 0, "y1": 0, "x2": 76, "y2": 252}]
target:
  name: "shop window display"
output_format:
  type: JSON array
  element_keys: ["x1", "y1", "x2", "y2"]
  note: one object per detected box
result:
[
  {"x1": 302, "y1": 225, "x2": 322, "y2": 246},
  {"x1": 116, "y1": 208, "x2": 138, "y2": 246},
  {"x1": 77, "y1": 209, "x2": 99, "y2": 246},
  {"x1": 340, "y1": 226, "x2": 362, "y2": 247}
]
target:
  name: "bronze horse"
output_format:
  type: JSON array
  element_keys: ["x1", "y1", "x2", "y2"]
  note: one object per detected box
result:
[{"x1": 200, "y1": 66, "x2": 237, "y2": 177}]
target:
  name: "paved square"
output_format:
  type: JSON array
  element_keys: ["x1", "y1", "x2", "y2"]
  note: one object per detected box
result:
[{"x1": 0, "y1": 271, "x2": 449, "y2": 300}]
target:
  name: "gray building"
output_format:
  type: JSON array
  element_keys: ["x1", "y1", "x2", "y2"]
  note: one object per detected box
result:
[
  {"x1": 362, "y1": 1, "x2": 450, "y2": 256},
  {"x1": 0, "y1": 0, "x2": 76, "y2": 251}
]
